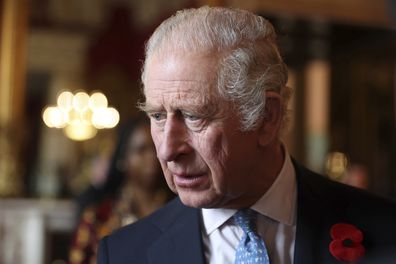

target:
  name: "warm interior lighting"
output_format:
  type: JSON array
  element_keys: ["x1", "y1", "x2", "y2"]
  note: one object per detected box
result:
[
  {"x1": 89, "y1": 92, "x2": 108, "y2": 110},
  {"x1": 42, "y1": 91, "x2": 119, "y2": 141},
  {"x1": 57, "y1": 91, "x2": 73, "y2": 111},
  {"x1": 325, "y1": 152, "x2": 348, "y2": 180},
  {"x1": 72, "y1": 92, "x2": 90, "y2": 112},
  {"x1": 63, "y1": 122, "x2": 97, "y2": 141},
  {"x1": 42, "y1": 106, "x2": 68, "y2": 128},
  {"x1": 91, "y1": 107, "x2": 120, "y2": 129}
]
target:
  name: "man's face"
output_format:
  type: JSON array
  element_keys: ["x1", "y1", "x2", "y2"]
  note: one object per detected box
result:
[{"x1": 143, "y1": 53, "x2": 266, "y2": 208}]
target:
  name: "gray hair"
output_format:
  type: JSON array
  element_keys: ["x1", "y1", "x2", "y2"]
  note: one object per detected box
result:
[{"x1": 141, "y1": 6, "x2": 291, "y2": 131}]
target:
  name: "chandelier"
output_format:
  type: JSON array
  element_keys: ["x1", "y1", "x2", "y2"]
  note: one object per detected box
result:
[{"x1": 42, "y1": 91, "x2": 120, "y2": 141}]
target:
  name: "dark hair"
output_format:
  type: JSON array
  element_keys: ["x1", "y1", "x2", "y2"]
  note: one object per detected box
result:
[
  {"x1": 76, "y1": 114, "x2": 151, "y2": 214},
  {"x1": 102, "y1": 114, "x2": 150, "y2": 197}
]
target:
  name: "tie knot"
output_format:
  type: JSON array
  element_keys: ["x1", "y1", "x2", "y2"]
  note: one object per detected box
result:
[
  {"x1": 233, "y1": 209, "x2": 270, "y2": 263},
  {"x1": 233, "y1": 209, "x2": 258, "y2": 234}
]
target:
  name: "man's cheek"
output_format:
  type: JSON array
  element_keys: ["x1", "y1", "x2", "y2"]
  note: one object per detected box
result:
[{"x1": 164, "y1": 172, "x2": 177, "y2": 193}]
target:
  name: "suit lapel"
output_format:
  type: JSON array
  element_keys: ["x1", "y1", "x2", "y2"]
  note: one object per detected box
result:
[
  {"x1": 293, "y1": 162, "x2": 346, "y2": 264},
  {"x1": 147, "y1": 199, "x2": 205, "y2": 264},
  {"x1": 146, "y1": 163, "x2": 349, "y2": 264}
]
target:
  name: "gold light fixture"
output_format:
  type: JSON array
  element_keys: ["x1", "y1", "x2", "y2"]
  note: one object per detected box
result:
[{"x1": 42, "y1": 91, "x2": 120, "y2": 141}]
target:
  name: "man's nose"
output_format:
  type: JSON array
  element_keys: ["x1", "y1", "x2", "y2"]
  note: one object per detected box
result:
[{"x1": 157, "y1": 116, "x2": 191, "y2": 162}]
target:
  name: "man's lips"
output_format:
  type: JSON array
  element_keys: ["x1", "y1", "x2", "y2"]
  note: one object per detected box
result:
[{"x1": 172, "y1": 172, "x2": 208, "y2": 188}]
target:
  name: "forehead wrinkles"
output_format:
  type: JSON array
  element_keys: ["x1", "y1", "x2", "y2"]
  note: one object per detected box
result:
[
  {"x1": 145, "y1": 79, "x2": 219, "y2": 112},
  {"x1": 143, "y1": 51, "x2": 224, "y2": 112}
]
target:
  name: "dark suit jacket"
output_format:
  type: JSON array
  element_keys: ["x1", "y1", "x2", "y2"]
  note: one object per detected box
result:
[{"x1": 97, "y1": 163, "x2": 396, "y2": 263}]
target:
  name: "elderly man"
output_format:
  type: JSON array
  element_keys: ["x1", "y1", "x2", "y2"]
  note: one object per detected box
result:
[{"x1": 98, "y1": 6, "x2": 396, "y2": 264}]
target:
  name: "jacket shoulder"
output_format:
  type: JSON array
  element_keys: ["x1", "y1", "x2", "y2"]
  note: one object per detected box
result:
[
  {"x1": 293, "y1": 162, "x2": 396, "y2": 263},
  {"x1": 295, "y1": 162, "x2": 396, "y2": 214},
  {"x1": 98, "y1": 197, "x2": 188, "y2": 263}
]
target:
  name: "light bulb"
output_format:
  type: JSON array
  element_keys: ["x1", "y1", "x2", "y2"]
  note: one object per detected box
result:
[
  {"x1": 106, "y1": 107, "x2": 120, "y2": 128},
  {"x1": 72, "y1": 92, "x2": 90, "y2": 112},
  {"x1": 57, "y1": 91, "x2": 73, "y2": 111},
  {"x1": 89, "y1": 92, "x2": 108, "y2": 110},
  {"x1": 63, "y1": 121, "x2": 97, "y2": 141},
  {"x1": 42, "y1": 106, "x2": 67, "y2": 128}
]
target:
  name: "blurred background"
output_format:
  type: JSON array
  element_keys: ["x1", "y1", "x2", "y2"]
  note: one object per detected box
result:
[{"x1": 0, "y1": 0, "x2": 395, "y2": 263}]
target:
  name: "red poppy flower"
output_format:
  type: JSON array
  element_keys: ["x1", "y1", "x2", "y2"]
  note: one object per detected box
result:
[{"x1": 329, "y1": 223, "x2": 365, "y2": 263}]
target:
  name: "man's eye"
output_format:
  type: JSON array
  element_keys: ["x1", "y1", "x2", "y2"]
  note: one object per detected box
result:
[
  {"x1": 150, "y1": 112, "x2": 166, "y2": 121},
  {"x1": 182, "y1": 112, "x2": 207, "y2": 131},
  {"x1": 183, "y1": 113, "x2": 200, "y2": 122}
]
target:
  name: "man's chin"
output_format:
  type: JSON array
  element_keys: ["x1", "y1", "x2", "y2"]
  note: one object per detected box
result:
[
  {"x1": 177, "y1": 192, "x2": 211, "y2": 208},
  {"x1": 178, "y1": 190, "x2": 255, "y2": 209},
  {"x1": 177, "y1": 190, "x2": 224, "y2": 208}
]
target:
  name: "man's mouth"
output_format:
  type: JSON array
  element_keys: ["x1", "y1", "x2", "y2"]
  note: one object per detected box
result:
[{"x1": 173, "y1": 172, "x2": 208, "y2": 188}]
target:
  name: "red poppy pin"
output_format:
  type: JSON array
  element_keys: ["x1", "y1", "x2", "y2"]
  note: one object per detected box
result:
[{"x1": 329, "y1": 223, "x2": 365, "y2": 263}]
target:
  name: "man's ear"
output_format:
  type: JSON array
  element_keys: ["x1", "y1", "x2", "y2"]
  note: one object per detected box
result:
[{"x1": 258, "y1": 91, "x2": 283, "y2": 147}]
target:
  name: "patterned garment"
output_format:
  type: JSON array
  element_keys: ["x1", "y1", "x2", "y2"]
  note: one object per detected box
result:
[
  {"x1": 69, "y1": 198, "x2": 137, "y2": 264},
  {"x1": 233, "y1": 209, "x2": 270, "y2": 264}
]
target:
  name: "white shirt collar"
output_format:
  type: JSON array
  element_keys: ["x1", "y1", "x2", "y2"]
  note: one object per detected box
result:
[
  {"x1": 251, "y1": 153, "x2": 296, "y2": 226},
  {"x1": 201, "y1": 151, "x2": 296, "y2": 235}
]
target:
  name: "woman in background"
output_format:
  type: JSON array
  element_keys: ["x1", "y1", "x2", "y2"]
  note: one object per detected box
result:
[{"x1": 69, "y1": 116, "x2": 173, "y2": 264}]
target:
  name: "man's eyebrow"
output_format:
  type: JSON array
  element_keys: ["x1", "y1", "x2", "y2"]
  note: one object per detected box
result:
[
  {"x1": 136, "y1": 101, "x2": 146, "y2": 112},
  {"x1": 136, "y1": 102, "x2": 162, "y2": 113},
  {"x1": 137, "y1": 95, "x2": 222, "y2": 116}
]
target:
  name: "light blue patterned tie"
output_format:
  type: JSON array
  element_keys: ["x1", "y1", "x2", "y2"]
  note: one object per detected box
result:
[{"x1": 233, "y1": 209, "x2": 270, "y2": 264}]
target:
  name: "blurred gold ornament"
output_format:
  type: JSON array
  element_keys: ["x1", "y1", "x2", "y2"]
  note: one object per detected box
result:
[{"x1": 325, "y1": 151, "x2": 348, "y2": 181}]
